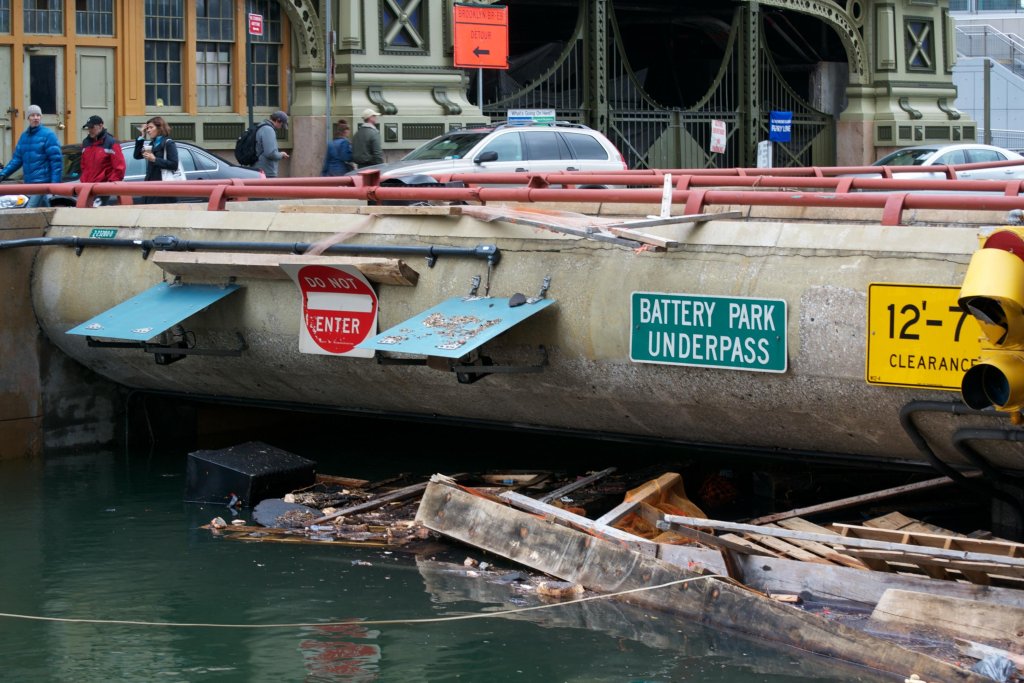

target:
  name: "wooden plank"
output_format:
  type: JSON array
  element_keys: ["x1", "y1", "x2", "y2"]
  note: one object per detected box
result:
[
  {"x1": 315, "y1": 473, "x2": 370, "y2": 488},
  {"x1": 307, "y1": 474, "x2": 466, "y2": 525},
  {"x1": 652, "y1": 524, "x2": 762, "y2": 583},
  {"x1": 872, "y1": 589, "x2": 1024, "y2": 654},
  {"x1": 152, "y1": 252, "x2": 420, "y2": 286},
  {"x1": 839, "y1": 548, "x2": 1024, "y2": 581},
  {"x1": 773, "y1": 519, "x2": 869, "y2": 569},
  {"x1": 834, "y1": 524, "x2": 1024, "y2": 559},
  {"x1": 456, "y1": 205, "x2": 643, "y2": 248},
  {"x1": 501, "y1": 490, "x2": 656, "y2": 555},
  {"x1": 607, "y1": 227, "x2": 676, "y2": 248},
  {"x1": 603, "y1": 211, "x2": 744, "y2": 230},
  {"x1": 654, "y1": 542, "x2": 1024, "y2": 610},
  {"x1": 417, "y1": 478, "x2": 989, "y2": 682},
  {"x1": 593, "y1": 499, "x2": 641, "y2": 527},
  {"x1": 746, "y1": 476, "x2": 965, "y2": 525},
  {"x1": 659, "y1": 514, "x2": 1024, "y2": 569},
  {"x1": 744, "y1": 530, "x2": 832, "y2": 564},
  {"x1": 278, "y1": 204, "x2": 362, "y2": 214},
  {"x1": 719, "y1": 533, "x2": 784, "y2": 557},
  {"x1": 661, "y1": 524, "x2": 775, "y2": 559},
  {"x1": 537, "y1": 467, "x2": 617, "y2": 504}
]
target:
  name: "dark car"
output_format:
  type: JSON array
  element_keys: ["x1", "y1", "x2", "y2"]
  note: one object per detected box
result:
[{"x1": 2, "y1": 141, "x2": 263, "y2": 206}]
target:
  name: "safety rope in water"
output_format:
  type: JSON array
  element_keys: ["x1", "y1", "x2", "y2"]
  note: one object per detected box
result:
[{"x1": 0, "y1": 575, "x2": 724, "y2": 630}]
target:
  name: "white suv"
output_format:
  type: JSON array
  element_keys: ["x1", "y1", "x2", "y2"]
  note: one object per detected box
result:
[{"x1": 355, "y1": 122, "x2": 628, "y2": 183}]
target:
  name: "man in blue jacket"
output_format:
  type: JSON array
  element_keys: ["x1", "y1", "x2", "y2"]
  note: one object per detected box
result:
[{"x1": 0, "y1": 105, "x2": 63, "y2": 208}]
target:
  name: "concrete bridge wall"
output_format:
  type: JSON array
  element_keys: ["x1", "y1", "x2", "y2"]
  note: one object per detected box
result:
[{"x1": 21, "y1": 202, "x2": 1022, "y2": 472}]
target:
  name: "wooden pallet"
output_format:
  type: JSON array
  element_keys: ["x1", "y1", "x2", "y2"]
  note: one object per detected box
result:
[
  {"x1": 829, "y1": 519, "x2": 1024, "y2": 588},
  {"x1": 721, "y1": 518, "x2": 869, "y2": 570}
]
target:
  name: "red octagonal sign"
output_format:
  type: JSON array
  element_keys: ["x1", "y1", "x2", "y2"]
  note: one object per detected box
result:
[{"x1": 285, "y1": 264, "x2": 378, "y2": 357}]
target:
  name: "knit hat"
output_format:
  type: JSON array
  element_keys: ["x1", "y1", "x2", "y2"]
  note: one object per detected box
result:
[{"x1": 27, "y1": 105, "x2": 42, "y2": 117}]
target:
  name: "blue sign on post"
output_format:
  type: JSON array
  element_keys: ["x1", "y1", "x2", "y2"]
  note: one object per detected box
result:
[{"x1": 769, "y1": 111, "x2": 792, "y2": 143}]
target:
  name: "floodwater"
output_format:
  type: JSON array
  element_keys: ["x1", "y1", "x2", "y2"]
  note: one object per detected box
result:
[{"x1": 0, "y1": 440, "x2": 883, "y2": 682}]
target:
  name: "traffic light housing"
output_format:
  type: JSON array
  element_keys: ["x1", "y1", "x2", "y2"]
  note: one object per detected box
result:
[{"x1": 959, "y1": 228, "x2": 1024, "y2": 414}]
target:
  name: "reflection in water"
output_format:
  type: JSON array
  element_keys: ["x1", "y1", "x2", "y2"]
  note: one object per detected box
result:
[
  {"x1": 299, "y1": 622, "x2": 381, "y2": 682},
  {"x1": 415, "y1": 558, "x2": 888, "y2": 683},
  {"x1": 0, "y1": 449, "x2": 894, "y2": 682}
]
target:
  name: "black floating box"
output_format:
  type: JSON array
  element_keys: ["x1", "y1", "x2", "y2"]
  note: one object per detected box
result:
[{"x1": 185, "y1": 441, "x2": 316, "y2": 507}]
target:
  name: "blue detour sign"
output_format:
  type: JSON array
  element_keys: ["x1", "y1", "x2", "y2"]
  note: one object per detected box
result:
[
  {"x1": 769, "y1": 111, "x2": 792, "y2": 143},
  {"x1": 630, "y1": 292, "x2": 788, "y2": 372}
]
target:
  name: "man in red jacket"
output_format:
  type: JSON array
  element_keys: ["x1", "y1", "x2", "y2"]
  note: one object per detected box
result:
[{"x1": 80, "y1": 115, "x2": 126, "y2": 205}]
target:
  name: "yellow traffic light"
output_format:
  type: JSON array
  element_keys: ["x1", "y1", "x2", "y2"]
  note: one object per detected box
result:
[
  {"x1": 961, "y1": 352, "x2": 1024, "y2": 412},
  {"x1": 958, "y1": 228, "x2": 1024, "y2": 414}
]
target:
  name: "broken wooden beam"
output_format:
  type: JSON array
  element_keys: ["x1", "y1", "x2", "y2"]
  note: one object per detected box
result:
[
  {"x1": 537, "y1": 467, "x2": 617, "y2": 504},
  {"x1": 746, "y1": 475, "x2": 972, "y2": 525},
  {"x1": 603, "y1": 211, "x2": 744, "y2": 230},
  {"x1": 307, "y1": 474, "x2": 466, "y2": 525},
  {"x1": 416, "y1": 476, "x2": 988, "y2": 682},
  {"x1": 501, "y1": 489, "x2": 656, "y2": 555},
  {"x1": 152, "y1": 252, "x2": 420, "y2": 286},
  {"x1": 658, "y1": 515, "x2": 1024, "y2": 570}
]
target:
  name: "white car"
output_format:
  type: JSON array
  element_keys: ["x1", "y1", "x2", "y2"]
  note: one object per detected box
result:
[
  {"x1": 866, "y1": 143, "x2": 1024, "y2": 181},
  {"x1": 355, "y1": 121, "x2": 628, "y2": 186}
]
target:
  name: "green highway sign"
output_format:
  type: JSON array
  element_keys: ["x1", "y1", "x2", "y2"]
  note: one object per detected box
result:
[
  {"x1": 89, "y1": 228, "x2": 117, "y2": 239},
  {"x1": 630, "y1": 292, "x2": 787, "y2": 372}
]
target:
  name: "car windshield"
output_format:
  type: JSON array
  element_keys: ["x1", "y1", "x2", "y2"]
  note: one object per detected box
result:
[
  {"x1": 402, "y1": 132, "x2": 489, "y2": 161},
  {"x1": 873, "y1": 148, "x2": 938, "y2": 166}
]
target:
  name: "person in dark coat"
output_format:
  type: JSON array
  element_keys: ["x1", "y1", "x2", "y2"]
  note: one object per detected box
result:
[
  {"x1": 133, "y1": 116, "x2": 178, "y2": 204},
  {"x1": 80, "y1": 115, "x2": 126, "y2": 206},
  {"x1": 0, "y1": 104, "x2": 63, "y2": 208},
  {"x1": 321, "y1": 119, "x2": 354, "y2": 176}
]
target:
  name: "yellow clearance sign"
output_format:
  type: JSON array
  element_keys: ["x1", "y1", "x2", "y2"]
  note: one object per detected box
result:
[{"x1": 866, "y1": 283, "x2": 984, "y2": 390}]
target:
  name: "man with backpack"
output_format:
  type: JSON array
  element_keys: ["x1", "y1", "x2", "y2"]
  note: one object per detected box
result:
[
  {"x1": 250, "y1": 111, "x2": 290, "y2": 177},
  {"x1": 80, "y1": 115, "x2": 126, "y2": 205}
]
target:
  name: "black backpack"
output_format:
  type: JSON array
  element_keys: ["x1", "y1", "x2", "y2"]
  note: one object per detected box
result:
[{"x1": 234, "y1": 122, "x2": 267, "y2": 166}]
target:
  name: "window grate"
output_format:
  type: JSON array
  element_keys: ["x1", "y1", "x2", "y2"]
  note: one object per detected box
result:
[
  {"x1": 203, "y1": 122, "x2": 246, "y2": 141},
  {"x1": 75, "y1": 0, "x2": 113, "y2": 35},
  {"x1": 403, "y1": 123, "x2": 445, "y2": 140},
  {"x1": 24, "y1": 0, "x2": 62, "y2": 34}
]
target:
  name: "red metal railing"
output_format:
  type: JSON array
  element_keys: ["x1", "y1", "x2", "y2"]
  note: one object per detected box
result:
[{"x1": 3, "y1": 159, "x2": 1024, "y2": 226}]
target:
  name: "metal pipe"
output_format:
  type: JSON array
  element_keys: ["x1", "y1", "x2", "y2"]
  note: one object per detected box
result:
[
  {"x1": 0, "y1": 234, "x2": 501, "y2": 265},
  {"x1": 5, "y1": 170, "x2": 1024, "y2": 224},
  {"x1": 899, "y1": 400, "x2": 1024, "y2": 523}
]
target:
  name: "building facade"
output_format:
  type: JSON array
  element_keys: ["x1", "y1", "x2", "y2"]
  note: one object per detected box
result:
[{"x1": 0, "y1": 1, "x2": 972, "y2": 175}]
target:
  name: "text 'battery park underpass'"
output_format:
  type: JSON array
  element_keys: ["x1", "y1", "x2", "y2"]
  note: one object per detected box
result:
[{"x1": 630, "y1": 292, "x2": 787, "y2": 373}]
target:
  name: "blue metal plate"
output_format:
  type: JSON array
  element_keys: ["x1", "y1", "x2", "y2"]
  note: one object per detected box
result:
[
  {"x1": 67, "y1": 282, "x2": 241, "y2": 342},
  {"x1": 357, "y1": 296, "x2": 556, "y2": 358}
]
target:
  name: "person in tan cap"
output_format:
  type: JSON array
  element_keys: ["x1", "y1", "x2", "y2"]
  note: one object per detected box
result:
[{"x1": 352, "y1": 108, "x2": 383, "y2": 167}]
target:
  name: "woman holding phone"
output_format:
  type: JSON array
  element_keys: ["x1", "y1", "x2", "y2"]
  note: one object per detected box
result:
[{"x1": 133, "y1": 116, "x2": 178, "y2": 204}]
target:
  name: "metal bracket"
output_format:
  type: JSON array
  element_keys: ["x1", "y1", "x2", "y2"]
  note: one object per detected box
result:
[
  {"x1": 450, "y1": 345, "x2": 549, "y2": 384},
  {"x1": 527, "y1": 276, "x2": 551, "y2": 304},
  {"x1": 85, "y1": 331, "x2": 248, "y2": 365},
  {"x1": 464, "y1": 274, "x2": 482, "y2": 300},
  {"x1": 375, "y1": 346, "x2": 549, "y2": 384}
]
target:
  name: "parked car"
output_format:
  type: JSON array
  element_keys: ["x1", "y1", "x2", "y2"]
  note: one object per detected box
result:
[
  {"x1": 863, "y1": 143, "x2": 1024, "y2": 181},
  {"x1": 1, "y1": 141, "x2": 263, "y2": 206},
  {"x1": 351, "y1": 121, "x2": 628, "y2": 185}
]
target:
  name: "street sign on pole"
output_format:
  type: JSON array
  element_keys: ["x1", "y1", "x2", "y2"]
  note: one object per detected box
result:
[{"x1": 453, "y1": 3, "x2": 509, "y2": 70}]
